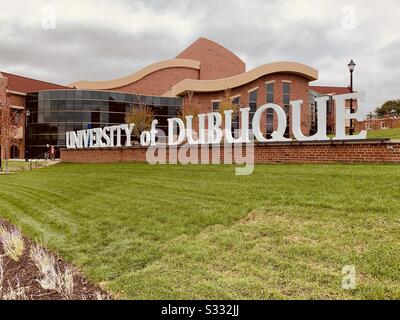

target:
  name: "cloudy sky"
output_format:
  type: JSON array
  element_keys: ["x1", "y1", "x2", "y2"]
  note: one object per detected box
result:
[{"x1": 0, "y1": 0, "x2": 399, "y2": 112}]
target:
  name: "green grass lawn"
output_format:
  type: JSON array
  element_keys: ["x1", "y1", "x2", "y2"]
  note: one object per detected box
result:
[
  {"x1": 0, "y1": 163, "x2": 399, "y2": 299},
  {"x1": 367, "y1": 127, "x2": 400, "y2": 140}
]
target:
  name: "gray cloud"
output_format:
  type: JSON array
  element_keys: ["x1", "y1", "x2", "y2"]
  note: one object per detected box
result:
[{"x1": 0, "y1": 0, "x2": 399, "y2": 112}]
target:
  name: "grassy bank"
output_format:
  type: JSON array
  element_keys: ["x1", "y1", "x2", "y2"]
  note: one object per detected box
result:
[
  {"x1": 0, "y1": 163, "x2": 399, "y2": 299},
  {"x1": 367, "y1": 127, "x2": 400, "y2": 140}
]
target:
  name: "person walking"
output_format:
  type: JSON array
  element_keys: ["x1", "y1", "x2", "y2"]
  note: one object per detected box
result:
[
  {"x1": 44, "y1": 144, "x2": 50, "y2": 160},
  {"x1": 50, "y1": 145, "x2": 56, "y2": 161}
]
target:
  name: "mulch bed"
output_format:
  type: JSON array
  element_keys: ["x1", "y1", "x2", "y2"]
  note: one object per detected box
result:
[{"x1": 0, "y1": 218, "x2": 110, "y2": 300}]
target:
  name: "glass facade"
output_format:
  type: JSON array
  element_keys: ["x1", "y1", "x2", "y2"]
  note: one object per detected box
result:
[{"x1": 25, "y1": 90, "x2": 182, "y2": 158}]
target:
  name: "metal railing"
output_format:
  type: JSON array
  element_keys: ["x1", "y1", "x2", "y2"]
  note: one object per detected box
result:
[{"x1": 0, "y1": 151, "x2": 54, "y2": 174}]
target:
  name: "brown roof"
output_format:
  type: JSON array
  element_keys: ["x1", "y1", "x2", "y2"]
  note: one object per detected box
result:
[
  {"x1": 309, "y1": 85, "x2": 351, "y2": 95},
  {"x1": 0, "y1": 71, "x2": 70, "y2": 93}
]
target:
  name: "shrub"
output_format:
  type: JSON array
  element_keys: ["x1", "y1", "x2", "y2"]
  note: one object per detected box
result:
[
  {"x1": 56, "y1": 266, "x2": 74, "y2": 299},
  {"x1": 0, "y1": 224, "x2": 25, "y2": 261},
  {"x1": 30, "y1": 242, "x2": 57, "y2": 289},
  {"x1": 0, "y1": 255, "x2": 4, "y2": 294},
  {"x1": 30, "y1": 243, "x2": 75, "y2": 299},
  {"x1": 2, "y1": 279, "x2": 27, "y2": 300}
]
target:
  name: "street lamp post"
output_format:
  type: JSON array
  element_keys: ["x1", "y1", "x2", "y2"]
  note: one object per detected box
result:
[
  {"x1": 25, "y1": 109, "x2": 31, "y2": 161},
  {"x1": 348, "y1": 59, "x2": 356, "y2": 135}
]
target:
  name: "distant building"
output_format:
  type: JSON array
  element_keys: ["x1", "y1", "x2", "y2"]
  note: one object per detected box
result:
[
  {"x1": 356, "y1": 117, "x2": 400, "y2": 132},
  {"x1": 0, "y1": 37, "x2": 355, "y2": 159}
]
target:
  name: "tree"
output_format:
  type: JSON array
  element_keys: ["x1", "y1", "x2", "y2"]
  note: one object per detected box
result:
[
  {"x1": 218, "y1": 88, "x2": 239, "y2": 123},
  {"x1": 178, "y1": 90, "x2": 200, "y2": 121},
  {"x1": 366, "y1": 112, "x2": 376, "y2": 120},
  {"x1": 0, "y1": 77, "x2": 19, "y2": 174},
  {"x1": 125, "y1": 94, "x2": 154, "y2": 139},
  {"x1": 375, "y1": 100, "x2": 400, "y2": 118}
]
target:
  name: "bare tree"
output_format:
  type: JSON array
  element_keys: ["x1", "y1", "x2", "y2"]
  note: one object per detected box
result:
[
  {"x1": 218, "y1": 88, "x2": 240, "y2": 123},
  {"x1": 0, "y1": 77, "x2": 19, "y2": 174},
  {"x1": 178, "y1": 90, "x2": 201, "y2": 121},
  {"x1": 125, "y1": 94, "x2": 154, "y2": 140}
]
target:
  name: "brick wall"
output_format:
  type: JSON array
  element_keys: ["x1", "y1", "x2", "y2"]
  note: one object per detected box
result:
[
  {"x1": 9, "y1": 93, "x2": 26, "y2": 159},
  {"x1": 191, "y1": 73, "x2": 310, "y2": 135},
  {"x1": 176, "y1": 37, "x2": 245, "y2": 80},
  {"x1": 113, "y1": 67, "x2": 199, "y2": 96},
  {"x1": 356, "y1": 118, "x2": 400, "y2": 131},
  {"x1": 61, "y1": 141, "x2": 400, "y2": 164},
  {"x1": 0, "y1": 77, "x2": 26, "y2": 159}
]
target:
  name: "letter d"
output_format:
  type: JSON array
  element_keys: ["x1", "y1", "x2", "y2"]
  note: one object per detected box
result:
[{"x1": 168, "y1": 118, "x2": 186, "y2": 145}]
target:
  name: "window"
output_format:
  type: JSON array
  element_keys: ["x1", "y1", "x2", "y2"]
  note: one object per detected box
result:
[
  {"x1": 83, "y1": 101, "x2": 92, "y2": 111},
  {"x1": 58, "y1": 111, "x2": 66, "y2": 121},
  {"x1": 212, "y1": 101, "x2": 220, "y2": 112},
  {"x1": 266, "y1": 82, "x2": 274, "y2": 104},
  {"x1": 366, "y1": 123, "x2": 371, "y2": 130},
  {"x1": 66, "y1": 100, "x2": 74, "y2": 111},
  {"x1": 381, "y1": 122, "x2": 387, "y2": 129},
  {"x1": 83, "y1": 91, "x2": 92, "y2": 100},
  {"x1": 282, "y1": 82, "x2": 291, "y2": 137},
  {"x1": 66, "y1": 91, "x2": 74, "y2": 99},
  {"x1": 283, "y1": 82, "x2": 290, "y2": 105},
  {"x1": 10, "y1": 145, "x2": 19, "y2": 159},
  {"x1": 327, "y1": 98, "x2": 333, "y2": 114},
  {"x1": 51, "y1": 91, "x2": 59, "y2": 100},
  {"x1": 74, "y1": 100, "x2": 83, "y2": 112},
  {"x1": 58, "y1": 91, "x2": 66, "y2": 100},
  {"x1": 92, "y1": 101, "x2": 101, "y2": 112},
  {"x1": 75, "y1": 90, "x2": 83, "y2": 100},
  {"x1": 43, "y1": 112, "x2": 50, "y2": 122},
  {"x1": 248, "y1": 89, "x2": 258, "y2": 129},
  {"x1": 14, "y1": 110, "x2": 20, "y2": 125},
  {"x1": 101, "y1": 92, "x2": 109, "y2": 101},
  {"x1": 118, "y1": 93, "x2": 126, "y2": 102},
  {"x1": 326, "y1": 98, "x2": 334, "y2": 134},
  {"x1": 50, "y1": 111, "x2": 58, "y2": 122},
  {"x1": 231, "y1": 96, "x2": 240, "y2": 134},
  {"x1": 91, "y1": 91, "x2": 101, "y2": 100},
  {"x1": 266, "y1": 82, "x2": 274, "y2": 135},
  {"x1": 66, "y1": 112, "x2": 74, "y2": 122},
  {"x1": 145, "y1": 96, "x2": 153, "y2": 105},
  {"x1": 211, "y1": 101, "x2": 221, "y2": 126},
  {"x1": 91, "y1": 111, "x2": 100, "y2": 123}
]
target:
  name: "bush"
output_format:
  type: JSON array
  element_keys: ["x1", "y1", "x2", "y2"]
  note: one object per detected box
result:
[
  {"x1": 30, "y1": 243, "x2": 75, "y2": 299},
  {"x1": 0, "y1": 224, "x2": 25, "y2": 261}
]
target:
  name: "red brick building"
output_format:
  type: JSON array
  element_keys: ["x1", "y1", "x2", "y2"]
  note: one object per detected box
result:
[
  {"x1": 0, "y1": 72, "x2": 68, "y2": 160},
  {"x1": 356, "y1": 118, "x2": 400, "y2": 132},
  {"x1": 1, "y1": 37, "x2": 357, "y2": 159}
]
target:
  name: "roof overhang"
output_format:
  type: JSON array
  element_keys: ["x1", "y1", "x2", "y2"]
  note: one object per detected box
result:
[
  {"x1": 165, "y1": 61, "x2": 318, "y2": 96},
  {"x1": 70, "y1": 59, "x2": 201, "y2": 90},
  {"x1": 7, "y1": 89, "x2": 27, "y2": 96},
  {"x1": 11, "y1": 105, "x2": 24, "y2": 110}
]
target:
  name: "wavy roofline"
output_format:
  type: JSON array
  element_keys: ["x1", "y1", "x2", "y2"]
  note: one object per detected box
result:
[
  {"x1": 70, "y1": 59, "x2": 201, "y2": 90},
  {"x1": 165, "y1": 61, "x2": 318, "y2": 96}
]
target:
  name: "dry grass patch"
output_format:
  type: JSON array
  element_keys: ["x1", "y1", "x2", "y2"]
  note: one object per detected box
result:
[{"x1": 0, "y1": 224, "x2": 25, "y2": 261}]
